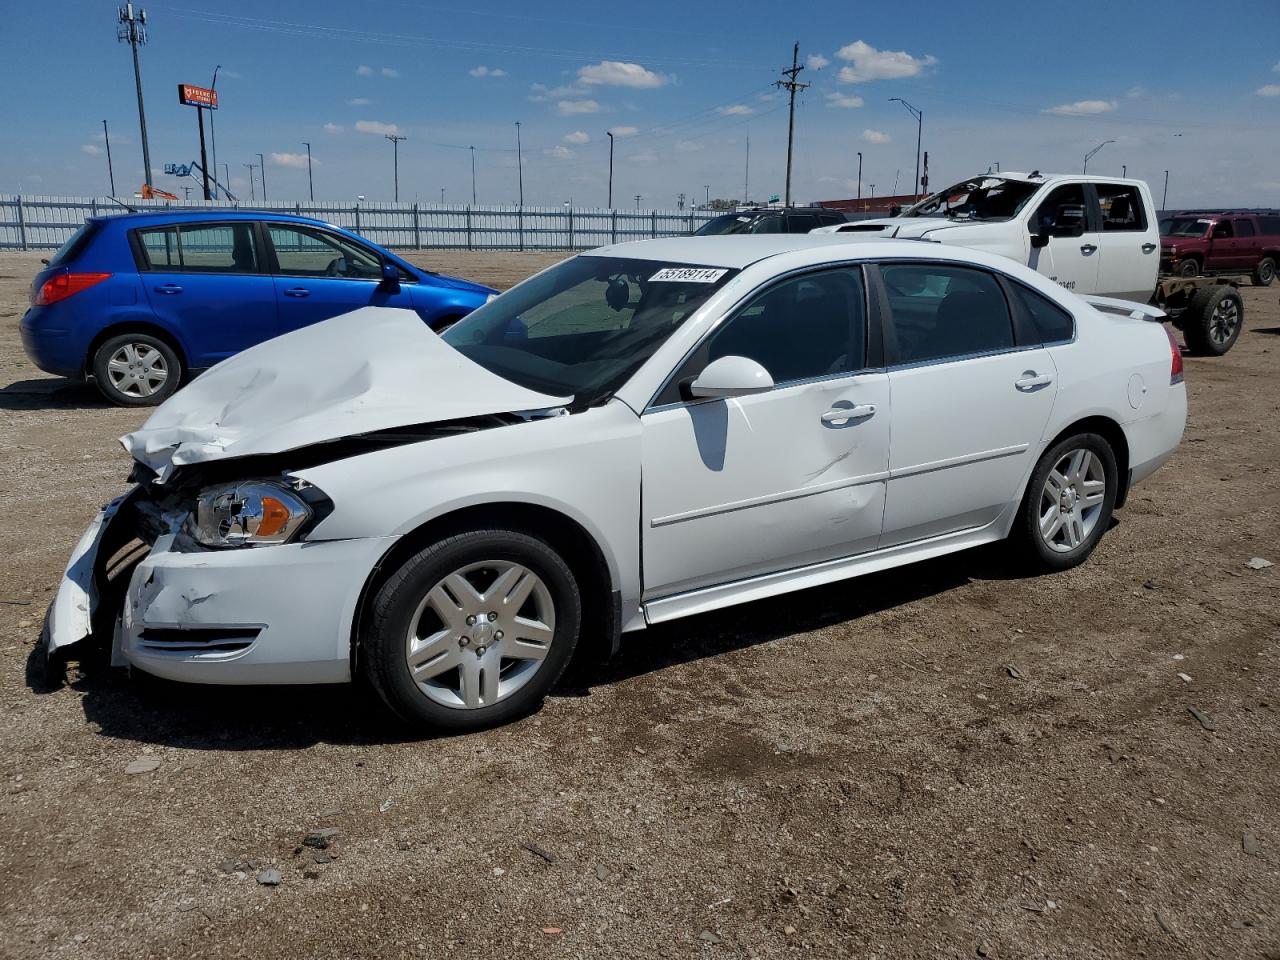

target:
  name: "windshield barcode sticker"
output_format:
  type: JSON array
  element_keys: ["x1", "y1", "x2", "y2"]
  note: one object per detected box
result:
[{"x1": 648, "y1": 267, "x2": 728, "y2": 283}]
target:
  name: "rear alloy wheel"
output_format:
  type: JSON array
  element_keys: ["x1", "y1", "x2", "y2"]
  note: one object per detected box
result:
[
  {"x1": 92, "y1": 333, "x2": 181, "y2": 406},
  {"x1": 362, "y1": 529, "x2": 581, "y2": 731},
  {"x1": 1015, "y1": 433, "x2": 1118, "y2": 572},
  {"x1": 1183, "y1": 285, "x2": 1243, "y2": 356},
  {"x1": 1253, "y1": 256, "x2": 1275, "y2": 287}
]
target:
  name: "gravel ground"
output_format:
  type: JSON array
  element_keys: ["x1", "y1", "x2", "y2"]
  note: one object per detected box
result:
[{"x1": 1, "y1": 250, "x2": 1277, "y2": 960}]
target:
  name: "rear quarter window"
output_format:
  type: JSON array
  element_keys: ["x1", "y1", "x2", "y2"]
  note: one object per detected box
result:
[
  {"x1": 1259, "y1": 216, "x2": 1280, "y2": 236},
  {"x1": 1011, "y1": 283, "x2": 1074, "y2": 344},
  {"x1": 47, "y1": 221, "x2": 101, "y2": 267}
]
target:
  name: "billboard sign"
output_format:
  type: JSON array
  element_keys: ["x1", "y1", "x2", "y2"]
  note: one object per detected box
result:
[{"x1": 177, "y1": 83, "x2": 218, "y2": 109}]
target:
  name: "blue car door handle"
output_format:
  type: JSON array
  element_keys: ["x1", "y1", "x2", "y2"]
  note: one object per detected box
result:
[
  {"x1": 283, "y1": 287, "x2": 311, "y2": 298},
  {"x1": 154, "y1": 284, "x2": 183, "y2": 294}
]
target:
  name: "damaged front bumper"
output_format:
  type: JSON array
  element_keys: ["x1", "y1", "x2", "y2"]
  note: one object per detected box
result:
[{"x1": 48, "y1": 488, "x2": 397, "y2": 685}]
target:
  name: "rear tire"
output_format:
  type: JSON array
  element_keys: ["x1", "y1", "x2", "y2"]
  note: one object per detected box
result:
[
  {"x1": 1252, "y1": 256, "x2": 1275, "y2": 287},
  {"x1": 1182, "y1": 285, "x2": 1243, "y2": 356},
  {"x1": 1013, "y1": 433, "x2": 1118, "y2": 573},
  {"x1": 361, "y1": 529, "x2": 581, "y2": 732},
  {"x1": 91, "y1": 333, "x2": 181, "y2": 407}
]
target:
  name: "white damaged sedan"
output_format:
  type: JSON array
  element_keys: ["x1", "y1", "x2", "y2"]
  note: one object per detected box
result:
[{"x1": 46, "y1": 236, "x2": 1186, "y2": 730}]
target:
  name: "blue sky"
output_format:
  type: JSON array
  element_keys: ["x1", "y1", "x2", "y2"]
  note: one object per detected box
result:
[{"x1": 3, "y1": 0, "x2": 1278, "y2": 207}]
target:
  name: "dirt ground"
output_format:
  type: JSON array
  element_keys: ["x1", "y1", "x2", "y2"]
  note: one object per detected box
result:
[{"x1": 1, "y1": 249, "x2": 1277, "y2": 960}]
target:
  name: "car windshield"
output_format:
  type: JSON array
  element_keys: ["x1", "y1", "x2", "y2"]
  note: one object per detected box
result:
[
  {"x1": 442, "y1": 256, "x2": 737, "y2": 407},
  {"x1": 1163, "y1": 217, "x2": 1212, "y2": 237},
  {"x1": 695, "y1": 214, "x2": 761, "y2": 235},
  {"x1": 901, "y1": 177, "x2": 1040, "y2": 221}
]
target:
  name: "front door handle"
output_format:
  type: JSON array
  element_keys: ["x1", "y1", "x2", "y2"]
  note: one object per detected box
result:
[
  {"x1": 1141, "y1": 242, "x2": 1157, "y2": 253},
  {"x1": 1015, "y1": 373, "x2": 1053, "y2": 391},
  {"x1": 154, "y1": 284, "x2": 183, "y2": 295},
  {"x1": 1080, "y1": 243, "x2": 1098, "y2": 255},
  {"x1": 282, "y1": 287, "x2": 311, "y2": 298},
  {"x1": 821, "y1": 404, "x2": 876, "y2": 425}
]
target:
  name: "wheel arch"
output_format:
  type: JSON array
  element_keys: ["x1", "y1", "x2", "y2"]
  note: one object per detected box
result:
[
  {"x1": 1044, "y1": 415, "x2": 1132, "y2": 508},
  {"x1": 349, "y1": 501, "x2": 621, "y2": 677},
  {"x1": 85, "y1": 320, "x2": 191, "y2": 380}
]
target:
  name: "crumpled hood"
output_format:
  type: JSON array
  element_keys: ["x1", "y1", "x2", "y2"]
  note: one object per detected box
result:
[
  {"x1": 852, "y1": 217, "x2": 974, "y2": 238},
  {"x1": 122, "y1": 307, "x2": 568, "y2": 481}
]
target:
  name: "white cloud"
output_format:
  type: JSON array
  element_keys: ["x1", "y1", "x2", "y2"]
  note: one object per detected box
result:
[
  {"x1": 1274, "y1": 61, "x2": 1280, "y2": 72},
  {"x1": 470, "y1": 65, "x2": 508, "y2": 78},
  {"x1": 558, "y1": 99, "x2": 601, "y2": 115},
  {"x1": 356, "y1": 65, "x2": 373, "y2": 76},
  {"x1": 323, "y1": 122, "x2": 343, "y2": 134},
  {"x1": 609, "y1": 126, "x2": 638, "y2": 137},
  {"x1": 80, "y1": 143, "x2": 103, "y2": 156},
  {"x1": 862, "y1": 128, "x2": 891, "y2": 144},
  {"x1": 346, "y1": 97, "x2": 373, "y2": 106},
  {"x1": 270, "y1": 152, "x2": 315, "y2": 168},
  {"x1": 826, "y1": 92, "x2": 864, "y2": 109},
  {"x1": 1125, "y1": 85, "x2": 1146, "y2": 98},
  {"x1": 544, "y1": 145, "x2": 574, "y2": 160},
  {"x1": 1042, "y1": 99, "x2": 1118, "y2": 115},
  {"x1": 564, "y1": 131, "x2": 590, "y2": 144},
  {"x1": 355, "y1": 120, "x2": 402, "y2": 135},
  {"x1": 578, "y1": 60, "x2": 669, "y2": 88},
  {"x1": 381, "y1": 67, "x2": 398, "y2": 78},
  {"x1": 807, "y1": 54, "x2": 829, "y2": 70},
  {"x1": 1256, "y1": 84, "x2": 1280, "y2": 97},
  {"x1": 717, "y1": 104, "x2": 753, "y2": 116},
  {"x1": 628, "y1": 150, "x2": 657, "y2": 165},
  {"x1": 674, "y1": 140, "x2": 703, "y2": 152},
  {"x1": 835, "y1": 40, "x2": 937, "y2": 83}
]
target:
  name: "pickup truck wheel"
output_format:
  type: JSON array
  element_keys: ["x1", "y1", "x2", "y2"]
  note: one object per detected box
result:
[
  {"x1": 1177, "y1": 258, "x2": 1200, "y2": 278},
  {"x1": 1183, "y1": 285, "x2": 1243, "y2": 356},
  {"x1": 361, "y1": 529, "x2": 581, "y2": 732},
  {"x1": 1253, "y1": 257, "x2": 1275, "y2": 287}
]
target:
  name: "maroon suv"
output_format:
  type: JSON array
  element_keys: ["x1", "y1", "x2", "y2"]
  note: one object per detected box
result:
[{"x1": 1160, "y1": 211, "x2": 1280, "y2": 285}]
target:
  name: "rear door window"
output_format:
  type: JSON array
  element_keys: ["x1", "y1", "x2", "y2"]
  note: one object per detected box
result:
[
  {"x1": 135, "y1": 222, "x2": 259, "y2": 273},
  {"x1": 787, "y1": 213, "x2": 819, "y2": 233},
  {"x1": 881, "y1": 263, "x2": 1015, "y2": 365},
  {"x1": 1259, "y1": 216, "x2": 1280, "y2": 236},
  {"x1": 1096, "y1": 184, "x2": 1147, "y2": 231},
  {"x1": 1234, "y1": 219, "x2": 1256, "y2": 237}
]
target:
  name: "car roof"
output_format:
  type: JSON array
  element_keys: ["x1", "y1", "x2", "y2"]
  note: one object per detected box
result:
[
  {"x1": 92, "y1": 209, "x2": 338, "y2": 228},
  {"x1": 585, "y1": 235, "x2": 989, "y2": 270}
]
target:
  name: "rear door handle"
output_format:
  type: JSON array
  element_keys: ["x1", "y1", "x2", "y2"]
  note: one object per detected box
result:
[
  {"x1": 821, "y1": 404, "x2": 876, "y2": 424},
  {"x1": 282, "y1": 287, "x2": 311, "y2": 298},
  {"x1": 1015, "y1": 373, "x2": 1053, "y2": 391},
  {"x1": 1080, "y1": 243, "x2": 1098, "y2": 255},
  {"x1": 154, "y1": 284, "x2": 183, "y2": 294},
  {"x1": 1141, "y1": 242, "x2": 1157, "y2": 253}
]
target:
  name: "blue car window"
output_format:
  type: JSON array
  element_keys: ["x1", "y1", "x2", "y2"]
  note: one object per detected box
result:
[
  {"x1": 138, "y1": 226, "x2": 180, "y2": 269},
  {"x1": 136, "y1": 223, "x2": 259, "y2": 274},
  {"x1": 267, "y1": 224, "x2": 383, "y2": 279}
]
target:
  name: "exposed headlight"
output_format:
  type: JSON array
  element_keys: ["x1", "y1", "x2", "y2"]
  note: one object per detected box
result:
[
  {"x1": 193, "y1": 480, "x2": 313, "y2": 548},
  {"x1": 1166, "y1": 245, "x2": 1177, "y2": 256}
]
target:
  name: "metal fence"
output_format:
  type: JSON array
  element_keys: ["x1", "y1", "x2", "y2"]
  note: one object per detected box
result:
[{"x1": 0, "y1": 195, "x2": 719, "y2": 251}]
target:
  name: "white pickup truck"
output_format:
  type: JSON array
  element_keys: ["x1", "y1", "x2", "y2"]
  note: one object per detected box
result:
[{"x1": 815, "y1": 172, "x2": 1244, "y2": 354}]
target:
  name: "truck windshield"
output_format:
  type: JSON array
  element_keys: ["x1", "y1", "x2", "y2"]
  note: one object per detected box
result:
[
  {"x1": 1163, "y1": 217, "x2": 1211, "y2": 238},
  {"x1": 442, "y1": 256, "x2": 738, "y2": 407},
  {"x1": 901, "y1": 177, "x2": 1040, "y2": 221}
]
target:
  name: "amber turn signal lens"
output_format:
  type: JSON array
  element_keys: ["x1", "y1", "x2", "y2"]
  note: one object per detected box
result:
[{"x1": 255, "y1": 496, "x2": 293, "y2": 538}]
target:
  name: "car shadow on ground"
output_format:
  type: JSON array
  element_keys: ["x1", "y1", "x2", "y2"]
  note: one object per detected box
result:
[
  {"x1": 27, "y1": 541, "x2": 1052, "y2": 752},
  {"x1": 0, "y1": 377, "x2": 111, "y2": 410}
]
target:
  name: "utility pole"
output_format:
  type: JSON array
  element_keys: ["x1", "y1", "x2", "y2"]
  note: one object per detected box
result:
[
  {"x1": 1162, "y1": 170, "x2": 1169, "y2": 209},
  {"x1": 102, "y1": 120, "x2": 117, "y2": 197},
  {"x1": 775, "y1": 42, "x2": 809, "y2": 207},
  {"x1": 515, "y1": 122, "x2": 524, "y2": 207},
  {"x1": 257, "y1": 152, "x2": 267, "y2": 202},
  {"x1": 182, "y1": 185, "x2": 192, "y2": 201},
  {"x1": 385, "y1": 134, "x2": 406, "y2": 201},
  {"x1": 209, "y1": 65, "x2": 221, "y2": 199},
  {"x1": 244, "y1": 162, "x2": 256, "y2": 202},
  {"x1": 856, "y1": 151, "x2": 862, "y2": 200},
  {"x1": 889, "y1": 97, "x2": 922, "y2": 196},
  {"x1": 469, "y1": 145, "x2": 477, "y2": 205},
  {"x1": 1083, "y1": 139, "x2": 1114, "y2": 174},
  {"x1": 117, "y1": 2, "x2": 153, "y2": 189},
  {"x1": 1122, "y1": 164, "x2": 1127, "y2": 177},
  {"x1": 606, "y1": 131, "x2": 614, "y2": 208},
  {"x1": 744, "y1": 133, "x2": 750, "y2": 205},
  {"x1": 704, "y1": 184, "x2": 710, "y2": 207},
  {"x1": 303, "y1": 142, "x2": 314, "y2": 201},
  {"x1": 634, "y1": 194, "x2": 641, "y2": 209},
  {"x1": 677, "y1": 192, "x2": 686, "y2": 211}
]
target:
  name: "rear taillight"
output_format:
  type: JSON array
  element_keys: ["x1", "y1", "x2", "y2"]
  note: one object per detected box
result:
[
  {"x1": 34, "y1": 272, "x2": 111, "y2": 306},
  {"x1": 1166, "y1": 327, "x2": 1184, "y2": 385}
]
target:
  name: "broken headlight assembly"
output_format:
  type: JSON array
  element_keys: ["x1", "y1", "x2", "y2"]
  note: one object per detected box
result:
[{"x1": 192, "y1": 480, "x2": 315, "y2": 548}]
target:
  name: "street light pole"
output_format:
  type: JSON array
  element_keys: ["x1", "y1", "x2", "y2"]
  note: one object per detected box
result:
[
  {"x1": 888, "y1": 97, "x2": 922, "y2": 196},
  {"x1": 1083, "y1": 139, "x2": 1115, "y2": 174},
  {"x1": 606, "y1": 131, "x2": 614, "y2": 209},
  {"x1": 257, "y1": 152, "x2": 267, "y2": 202},
  {"x1": 208, "y1": 64, "x2": 220, "y2": 199},
  {"x1": 469, "y1": 145, "x2": 476, "y2": 205},
  {"x1": 303, "y1": 142, "x2": 313, "y2": 201},
  {"x1": 515, "y1": 122, "x2": 524, "y2": 207},
  {"x1": 384, "y1": 134, "x2": 406, "y2": 201},
  {"x1": 856, "y1": 151, "x2": 862, "y2": 199},
  {"x1": 244, "y1": 162, "x2": 256, "y2": 202},
  {"x1": 1162, "y1": 170, "x2": 1169, "y2": 209}
]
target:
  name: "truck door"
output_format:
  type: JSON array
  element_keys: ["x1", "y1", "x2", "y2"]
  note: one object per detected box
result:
[
  {"x1": 1027, "y1": 183, "x2": 1100, "y2": 295},
  {"x1": 1092, "y1": 182, "x2": 1160, "y2": 300},
  {"x1": 1204, "y1": 219, "x2": 1235, "y2": 271},
  {"x1": 1232, "y1": 218, "x2": 1260, "y2": 271}
]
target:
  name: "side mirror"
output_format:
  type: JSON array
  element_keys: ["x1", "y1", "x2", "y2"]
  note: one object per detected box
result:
[
  {"x1": 380, "y1": 260, "x2": 401, "y2": 288},
  {"x1": 687, "y1": 355, "x2": 774, "y2": 400},
  {"x1": 1030, "y1": 230, "x2": 1049, "y2": 249}
]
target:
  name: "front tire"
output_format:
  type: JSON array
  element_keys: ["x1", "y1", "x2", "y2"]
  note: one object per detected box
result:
[
  {"x1": 1252, "y1": 256, "x2": 1275, "y2": 287},
  {"x1": 361, "y1": 529, "x2": 581, "y2": 732},
  {"x1": 1177, "y1": 258, "x2": 1200, "y2": 278},
  {"x1": 91, "y1": 333, "x2": 181, "y2": 406},
  {"x1": 1013, "y1": 433, "x2": 1118, "y2": 572}
]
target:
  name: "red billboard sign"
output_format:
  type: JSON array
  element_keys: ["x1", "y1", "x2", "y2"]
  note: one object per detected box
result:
[{"x1": 177, "y1": 83, "x2": 218, "y2": 109}]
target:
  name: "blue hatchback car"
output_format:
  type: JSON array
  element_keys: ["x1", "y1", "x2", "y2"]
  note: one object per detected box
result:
[{"x1": 20, "y1": 211, "x2": 497, "y2": 405}]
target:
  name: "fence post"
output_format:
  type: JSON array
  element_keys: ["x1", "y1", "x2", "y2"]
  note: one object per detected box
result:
[
  {"x1": 92, "y1": 199, "x2": 99, "y2": 217},
  {"x1": 567, "y1": 207, "x2": 574, "y2": 250},
  {"x1": 354, "y1": 204, "x2": 361, "y2": 235},
  {"x1": 413, "y1": 202, "x2": 421, "y2": 249},
  {"x1": 466, "y1": 207, "x2": 473, "y2": 251},
  {"x1": 651, "y1": 209, "x2": 657, "y2": 238},
  {"x1": 518, "y1": 207, "x2": 524, "y2": 252},
  {"x1": 16, "y1": 196, "x2": 27, "y2": 251},
  {"x1": 295, "y1": 202, "x2": 301, "y2": 216},
  {"x1": 611, "y1": 209, "x2": 617, "y2": 244}
]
